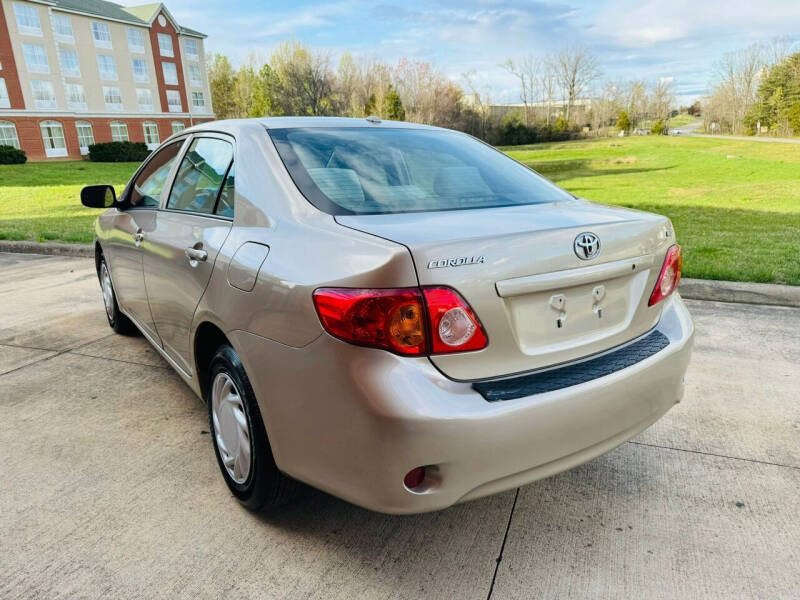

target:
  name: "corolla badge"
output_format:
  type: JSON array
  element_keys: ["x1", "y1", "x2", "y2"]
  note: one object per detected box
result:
[
  {"x1": 574, "y1": 232, "x2": 600, "y2": 260},
  {"x1": 427, "y1": 255, "x2": 486, "y2": 269}
]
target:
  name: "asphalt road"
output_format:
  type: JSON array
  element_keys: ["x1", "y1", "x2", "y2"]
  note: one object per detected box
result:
[{"x1": 1, "y1": 252, "x2": 798, "y2": 600}]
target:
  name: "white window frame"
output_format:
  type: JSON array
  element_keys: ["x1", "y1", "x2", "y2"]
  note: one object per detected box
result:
[
  {"x1": 136, "y1": 88, "x2": 153, "y2": 112},
  {"x1": 157, "y1": 33, "x2": 174, "y2": 57},
  {"x1": 31, "y1": 80, "x2": 56, "y2": 109},
  {"x1": 0, "y1": 121, "x2": 20, "y2": 149},
  {"x1": 184, "y1": 38, "x2": 199, "y2": 61},
  {"x1": 40, "y1": 120, "x2": 67, "y2": 158},
  {"x1": 103, "y1": 86, "x2": 123, "y2": 111},
  {"x1": 191, "y1": 91, "x2": 205, "y2": 110},
  {"x1": 171, "y1": 121, "x2": 185, "y2": 134},
  {"x1": 166, "y1": 89, "x2": 182, "y2": 113},
  {"x1": 162, "y1": 62, "x2": 178, "y2": 86},
  {"x1": 188, "y1": 65, "x2": 202, "y2": 88},
  {"x1": 58, "y1": 48, "x2": 81, "y2": 77},
  {"x1": 91, "y1": 22, "x2": 112, "y2": 49},
  {"x1": 65, "y1": 83, "x2": 87, "y2": 111},
  {"x1": 97, "y1": 55, "x2": 118, "y2": 81},
  {"x1": 76, "y1": 121, "x2": 94, "y2": 154},
  {"x1": 14, "y1": 3, "x2": 42, "y2": 36},
  {"x1": 127, "y1": 28, "x2": 145, "y2": 53},
  {"x1": 143, "y1": 121, "x2": 160, "y2": 149},
  {"x1": 0, "y1": 79, "x2": 10, "y2": 109},
  {"x1": 110, "y1": 121, "x2": 129, "y2": 142},
  {"x1": 131, "y1": 58, "x2": 149, "y2": 83},
  {"x1": 22, "y1": 43, "x2": 49, "y2": 74},
  {"x1": 52, "y1": 13, "x2": 74, "y2": 42}
]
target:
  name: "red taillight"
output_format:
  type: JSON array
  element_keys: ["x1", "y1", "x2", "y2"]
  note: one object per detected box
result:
[
  {"x1": 648, "y1": 244, "x2": 682, "y2": 306},
  {"x1": 312, "y1": 286, "x2": 488, "y2": 355},
  {"x1": 403, "y1": 466, "x2": 426, "y2": 489}
]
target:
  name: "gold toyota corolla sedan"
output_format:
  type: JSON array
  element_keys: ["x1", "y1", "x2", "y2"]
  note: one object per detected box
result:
[{"x1": 80, "y1": 117, "x2": 694, "y2": 514}]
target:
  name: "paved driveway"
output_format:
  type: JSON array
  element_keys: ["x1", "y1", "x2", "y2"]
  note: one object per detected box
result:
[{"x1": 1, "y1": 252, "x2": 798, "y2": 600}]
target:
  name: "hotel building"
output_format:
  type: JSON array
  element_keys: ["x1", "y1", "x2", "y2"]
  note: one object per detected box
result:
[{"x1": 0, "y1": 0, "x2": 213, "y2": 160}]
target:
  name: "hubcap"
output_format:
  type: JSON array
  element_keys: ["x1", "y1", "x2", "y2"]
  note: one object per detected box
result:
[
  {"x1": 211, "y1": 372, "x2": 252, "y2": 484},
  {"x1": 100, "y1": 263, "x2": 114, "y2": 320}
]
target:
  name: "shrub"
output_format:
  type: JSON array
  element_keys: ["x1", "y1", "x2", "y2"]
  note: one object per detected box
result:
[
  {"x1": 88, "y1": 141, "x2": 150, "y2": 162},
  {"x1": 788, "y1": 102, "x2": 800, "y2": 136},
  {"x1": 650, "y1": 119, "x2": 665, "y2": 135},
  {"x1": 0, "y1": 144, "x2": 26, "y2": 164},
  {"x1": 617, "y1": 110, "x2": 631, "y2": 133}
]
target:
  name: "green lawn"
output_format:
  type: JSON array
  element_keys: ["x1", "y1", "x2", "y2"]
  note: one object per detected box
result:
[{"x1": 1, "y1": 135, "x2": 799, "y2": 284}]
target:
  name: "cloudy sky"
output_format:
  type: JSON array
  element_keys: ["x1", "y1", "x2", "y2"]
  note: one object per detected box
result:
[{"x1": 154, "y1": 0, "x2": 800, "y2": 104}]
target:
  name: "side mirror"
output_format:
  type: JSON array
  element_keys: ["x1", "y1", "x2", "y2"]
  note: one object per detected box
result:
[{"x1": 81, "y1": 185, "x2": 116, "y2": 208}]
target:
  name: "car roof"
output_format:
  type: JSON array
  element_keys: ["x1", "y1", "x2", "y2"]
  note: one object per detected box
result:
[{"x1": 186, "y1": 116, "x2": 445, "y2": 133}]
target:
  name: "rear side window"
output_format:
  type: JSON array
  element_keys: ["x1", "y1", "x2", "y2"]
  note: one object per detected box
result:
[
  {"x1": 268, "y1": 127, "x2": 572, "y2": 215},
  {"x1": 215, "y1": 162, "x2": 234, "y2": 217},
  {"x1": 129, "y1": 140, "x2": 182, "y2": 207},
  {"x1": 167, "y1": 137, "x2": 233, "y2": 215}
]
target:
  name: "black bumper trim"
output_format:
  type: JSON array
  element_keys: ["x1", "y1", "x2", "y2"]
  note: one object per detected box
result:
[{"x1": 472, "y1": 330, "x2": 670, "y2": 402}]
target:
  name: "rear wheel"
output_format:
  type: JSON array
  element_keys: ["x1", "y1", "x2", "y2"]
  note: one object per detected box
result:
[
  {"x1": 98, "y1": 256, "x2": 137, "y2": 335},
  {"x1": 207, "y1": 345, "x2": 297, "y2": 511}
]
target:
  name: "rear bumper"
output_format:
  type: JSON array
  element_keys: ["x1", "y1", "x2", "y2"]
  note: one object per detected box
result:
[{"x1": 232, "y1": 295, "x2": 694, "y2": 514}]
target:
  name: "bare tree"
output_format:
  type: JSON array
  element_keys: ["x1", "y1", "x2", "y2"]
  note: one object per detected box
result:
[
  {"x1": 501, "y1": 55, "x2": 541, "y2": 125},
  {"x1": 554, "y1": 46, "x2": 602, "y2": 123},
  {"x1": 711, "y1": 43, "x2": 765, "y2": 133}
]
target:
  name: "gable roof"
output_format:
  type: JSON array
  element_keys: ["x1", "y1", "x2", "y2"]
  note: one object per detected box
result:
[{"x1": 49, "y1": 0, "x2": 206, "y2": 37}]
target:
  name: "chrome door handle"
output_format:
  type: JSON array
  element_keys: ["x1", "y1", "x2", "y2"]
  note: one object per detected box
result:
[{"x1": 185, "y1": 247, "x2": 208, "y2": 263}]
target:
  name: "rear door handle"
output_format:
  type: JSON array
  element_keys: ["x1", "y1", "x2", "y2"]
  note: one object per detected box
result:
[
  {"x1": 133, "y1": 230, "x2": 144, "y2": 247},
  {"x1": 185, "y1": 247, "x2": 208, "y2": 263}
]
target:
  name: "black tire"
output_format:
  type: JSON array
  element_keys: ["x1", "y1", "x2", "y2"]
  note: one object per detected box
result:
[
  {"x1": 98, "y1": 255, "x2": 138, "y2": 335},
  {"x1": 207, "y1": 345, "x2": 297, "y2": 511}
]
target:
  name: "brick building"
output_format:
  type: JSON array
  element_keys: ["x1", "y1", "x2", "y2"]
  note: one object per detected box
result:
[{"x1": 0, "y1": 0, "x2": 213, "y2": 160}]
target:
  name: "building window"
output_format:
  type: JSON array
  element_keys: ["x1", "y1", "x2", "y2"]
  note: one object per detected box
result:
[
  {"x1": 184, "y1": 38, "x2": 199, "y2": 61},
  {"x1": 127, "y1": 28, "x2": 145, "y2": 53},
  {"x1": 91, "y1": 22, "x2": 112, "y2": 49},
  {"x1": 143, "y1": 122, "x2": 160, "y2": 149},
  {"x1": 192, "y1": 91, "x2": 205, "y2": 110},
  {"x1": 162, "y1": 62, "x2": 178, "y2": 85},
  {"x1": 0, "y1": 79, "x2": 10, "y2": 109},
  {"x1": 103, "y1": 86, "x2": 123, "y2": 111},
  {"x1": 22, "y1": 43, "x2": 49, "y2": 74},
  {"x1": 0, "y1": 121, "x2": 20, "y2": 148},
  {"x1": 75, "y1": 121, "x2": 94, "y2": 154},
  {"x1": 166, "y1": 90, "x2": 182, "y2": 112},
  {"x1": 65, "y1": 83, "x2": 87, "y2": 111},
  {"x1": 31, "y1": 80, "x2": 56, "y2": 109},
  {"x1": 40, "y1": 121, "x2": 67, "y2": 158},
  {"x1": 58, "y1": 49, "x2": 81, "y2": 77},
  {"x1": 136, "y1": 88, "x2": 153, "y2": 112},
  {"x1": 13, "y1": 3, "x2": 42, "y2": 36},
  {"x1": 157, "y1": 33, "x2": 173, "y2": 57},
  {"x1": 97, "y1": 55, "x2": 117, "y2": 80},
  {"x1": 188, "y1": 65, "x2": 202, "y2": 87},
  {"x1": 110, "y1": 121, "x2": 129, "y2": 142},
  {"x1": 131, "y1": 58, "x2": 149, "y2": 83},
  {"x1": 171, "y1": 121, "x2": 185, "y2": 134},
  {"x1": 52, "y1": 13, "x2": 74, "y2": 42}
]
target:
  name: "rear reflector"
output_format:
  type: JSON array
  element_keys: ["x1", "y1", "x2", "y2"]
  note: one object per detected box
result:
[
  {"x1": 312, "y1": 286, "x2": 488, "y2": 356},
  {"x1": 648, "y1": 244, "x2": 682, "y2": 306}
]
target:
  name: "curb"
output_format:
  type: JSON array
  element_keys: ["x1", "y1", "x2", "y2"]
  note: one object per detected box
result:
[
  {"x1": 1, "y1": 241, "x2": 798, "y2": 308},
  {"x1": 0, "y1": 240, "x2": 94, "y2": 258}
]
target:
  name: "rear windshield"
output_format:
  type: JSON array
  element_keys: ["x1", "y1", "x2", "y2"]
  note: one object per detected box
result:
[{"x1": 268, "y1": 127, "x2": 572, "y2": 215}]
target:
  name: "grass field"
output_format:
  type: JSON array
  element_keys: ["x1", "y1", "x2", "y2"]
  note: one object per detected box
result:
[{"x1": 1, "y1": 135, "x2": 798, "y2": 284}]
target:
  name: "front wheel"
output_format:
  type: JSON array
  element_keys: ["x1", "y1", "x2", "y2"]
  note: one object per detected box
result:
[
  {"x1": 98, "y1": 256, "x2": 137, "y2": 335},
  {"x1": 207, "y1": 345, "x2": 297, "y2": 511}
]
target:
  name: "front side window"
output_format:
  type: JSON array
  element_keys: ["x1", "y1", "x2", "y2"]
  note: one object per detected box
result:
[
  {"x1": 166, "y1": 89, "x2": 182, "y2": 112},
  {"x1": 58, "y1": 49, "x2": 80, "y2": 77},
  {"x1": 92, "y1": 22, "x2": 112, "y2": 48},
  {"x1": 188, "y1": 65, "x2": 202, "y2": 87},
  {"x1": 131, "y1": 58, "x2": 148, "y2": 82},
  {"x1": 269, "y1": 127, "x2": 573, "y2": 215},
  {"x1": 0, "y1": 79, "x2": 10, "y2": 109},
  {"x1": 0, "y1": 121, "x2": 20, "y2": 148},
  {"x1": 127, "y1": 28, "x2": 145, "y2": 53},
  {"x1": 40, "y1": 120, "x2": 66, "y2": 157},
  {"x1": 14, "y1": 3, "x2": 41, "y2": 35},
  {"x1": 162, "y1": 62, "x2": 178, "y2": 85},
  {"x1": 191, "y1": 91, "x2": 205, "y2": 110},
  {"x1": 76, "y1": 121, "x2": 94, "y2": 153},
  {"x1": 129, "y1": 141, "x2": 183, "y2": 207},
  {"x1": 157, "y1": 33, "x2": 173, "y2": 57},
  {"x1": 53, "y1": 14, "x2": 73, "y2": 40},
  {"x1": 97, "y1": 55, "x2": 117, "y2": 80},
  {"x1": 136, "y1": 88, "x2": 153, "y2": 112},
  {"x1": 184, "y1": 38, "x2": 199, "y2": 61},
  {"x1": 167, "y1": 137, "x2": 233, "y2": 214},
  {"x1": 30, "y1": 80, "x2": 56, "y2": 109},
  {"x1": 171, "y1": 121, "x2": 185, "y2": 134},
  {"x1": 65, "y1": 83, "x2": 86, "y2": 110},
  {"x1": 103, "y1": 86, "x2": 122, "y2": 111},
  {"x1": 22, "y1": 43, "x2": 49, "y2": 73},
  {"x1": 110, "y1": 120, "x2": 128, "y2": 142}
]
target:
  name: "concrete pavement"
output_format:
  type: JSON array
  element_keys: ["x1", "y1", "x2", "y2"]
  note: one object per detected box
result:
[{"x1": 1, "y1": 252, "x2": 798, "y2": 599}]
